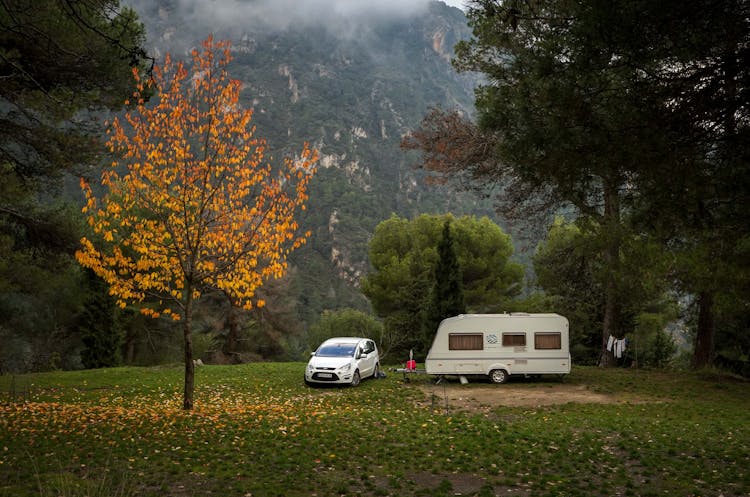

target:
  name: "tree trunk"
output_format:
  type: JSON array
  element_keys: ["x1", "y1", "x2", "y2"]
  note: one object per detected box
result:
[
  {"x1": 124, "y1": 325, "x2": 136, "y2": 365},
  {"x1": 691, "y1": 291, "x2": 715, "y2": 369},
  {"x1": 223, "y1": 301, "x2": 240, "y2": 357},
  {"x1": 182, "y1": 288, "x2": 195, "y2": 410},
  {"x1": 600, "y1": 180, "x2": 621, "y2": 367}
]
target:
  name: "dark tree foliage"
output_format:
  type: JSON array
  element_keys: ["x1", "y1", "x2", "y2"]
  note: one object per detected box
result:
[
  {"x1": 599, "y1": 0, "x2": 750, "y2": 368},
  {"x1": 410, "y1": 0, "x2": 673, "y2": 365},
  {"x1": 714, "y1": 294, "x2": 750, "y2": 377},
  {"x1": 424, "y1": 220, "x2": 466, "y2": 347},
  {"x1": 0, "y1": 0, "x2": 150, "y2": 186},
  {"x1": 80, "y1": 270, "x2": 122, "y2": 369},
  {"x1": 0, "y1": 0, "x2": 150, "y2": 372},
  {"x1": 532, "y1": 220, "x2": 605, "y2": 365},
  {"x1": 1, "y1": 0, "x2": 150, "y2": 253},
  {"x1": 532, "y1": 217, "x2": 676, "y2": 365},
  {"x1": 406, "y1": 0, "x2": 749, "y2": 369}
]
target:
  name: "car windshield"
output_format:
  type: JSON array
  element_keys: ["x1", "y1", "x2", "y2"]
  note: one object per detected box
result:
[{"x1": 316, "y1": 343, "x2": 357, "y2": 357}]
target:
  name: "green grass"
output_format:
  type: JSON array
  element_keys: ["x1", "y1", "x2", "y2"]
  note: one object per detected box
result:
[{"x1": 1, "y1": 364, "x2": 748, "y2": 496}]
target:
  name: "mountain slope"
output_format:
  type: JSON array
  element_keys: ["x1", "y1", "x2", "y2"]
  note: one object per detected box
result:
[{"x1": 131, "y1": 0, "x2": 495, "y2": 327}]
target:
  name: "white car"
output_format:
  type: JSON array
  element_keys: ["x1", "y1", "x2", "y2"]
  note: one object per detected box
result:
[{"x1": 305, "y1": 337, "x2": 380, "y2": 387}]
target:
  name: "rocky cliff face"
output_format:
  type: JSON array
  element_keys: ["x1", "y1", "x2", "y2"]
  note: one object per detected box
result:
[{"x1": 130, "y1": 0, "x2": 491, "y2": 322}]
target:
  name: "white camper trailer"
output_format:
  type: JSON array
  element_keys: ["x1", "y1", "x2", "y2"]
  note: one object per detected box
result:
[{"x1": 424, "y1": 313, "x2": 571, "y2": 383}]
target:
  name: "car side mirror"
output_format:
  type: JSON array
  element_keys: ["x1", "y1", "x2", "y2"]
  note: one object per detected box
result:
[
  {"x1": 356, "y1": 351, "x2": 363, "y2": 359},
  {"x1": 310, "y1": 351, "x2": 316, "y2": 357}
]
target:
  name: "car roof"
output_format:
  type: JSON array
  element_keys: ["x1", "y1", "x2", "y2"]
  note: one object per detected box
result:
[{"x1": 320, "y1": 337, "x2": 368, "y2": 345}]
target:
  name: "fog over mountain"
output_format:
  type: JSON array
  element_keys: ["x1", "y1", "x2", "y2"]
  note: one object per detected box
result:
[{"x1": 127, "y1": 0, "x2": 465, "y2": 43}]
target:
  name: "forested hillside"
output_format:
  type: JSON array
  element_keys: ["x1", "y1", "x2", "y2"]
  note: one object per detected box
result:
[{"x1": 129, "y1": 1, "x2": 502, "y2": 346}]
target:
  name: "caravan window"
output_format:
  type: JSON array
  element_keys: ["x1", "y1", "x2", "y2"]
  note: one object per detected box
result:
[
  {"x1": 502, "y1": 333, "x2": 526, "y2": 346},
  {"x1": 534, "y1": 332, "x2": 562, "y2": 349},
  {"x1": 449, "y1": 333, "x2": 484, "y2": 350}
]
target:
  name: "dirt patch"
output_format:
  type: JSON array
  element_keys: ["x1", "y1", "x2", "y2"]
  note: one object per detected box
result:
[
  {"x1": 417, "y1": 382, "x2": 651, "y2": 413},
  {"x1": 408, "y1": 471, "x2": 495, "y2": 495}
]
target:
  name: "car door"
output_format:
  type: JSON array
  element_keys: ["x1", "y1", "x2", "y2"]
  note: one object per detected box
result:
[
  {"x1": 360, "y1": 340, "x2": 377, "y2": 377},
  {"x1": 365, "y1": 340, "x2": 380, "y2": 375},
  {"x1": 366, "y1": 340, "x2": 379, "y2": 376}
]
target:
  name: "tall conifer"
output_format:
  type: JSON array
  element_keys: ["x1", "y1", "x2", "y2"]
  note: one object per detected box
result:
[{"x1": 424, "y1": 220, "x2": 466, "y2": 349}]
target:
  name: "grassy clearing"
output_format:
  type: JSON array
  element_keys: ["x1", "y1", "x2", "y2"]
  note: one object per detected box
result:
[{"x1": 1, "y1": 364, "x2": 748, "y2": 497}]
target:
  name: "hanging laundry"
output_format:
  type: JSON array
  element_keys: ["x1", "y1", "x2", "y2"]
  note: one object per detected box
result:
[
  {"x1": 607, "y1": 335, "x2": 628, "y2": 358},
  {"x1": 614, "y1": 337, "x2": 627, "y2": 358}
]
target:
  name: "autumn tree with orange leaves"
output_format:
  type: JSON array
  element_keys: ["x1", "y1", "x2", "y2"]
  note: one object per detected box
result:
[{"x1": 77, "y1": 36, "x2": 317, "y2": 410}]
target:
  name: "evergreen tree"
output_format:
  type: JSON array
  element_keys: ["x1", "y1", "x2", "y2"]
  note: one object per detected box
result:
[
  {"x1": 363, "y1": 214, "x2": 522, "y2": 359},
  {"x1": 424, "y1": 220, "x2": 466, "y2": 349}
]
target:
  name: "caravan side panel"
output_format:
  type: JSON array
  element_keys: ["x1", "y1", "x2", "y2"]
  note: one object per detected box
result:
[{"x1": 424, "y1": 314, "x2": 571, "y2": 378}]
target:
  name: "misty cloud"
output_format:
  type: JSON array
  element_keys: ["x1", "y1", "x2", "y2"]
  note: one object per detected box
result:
[{"x1": 128, "y1": 0, "x2": 459, "y2": 39}]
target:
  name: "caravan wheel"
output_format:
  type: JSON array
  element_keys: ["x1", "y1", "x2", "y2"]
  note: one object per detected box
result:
[{"x1": 489, "y1": 369, "x2": 509, "y2": 384}]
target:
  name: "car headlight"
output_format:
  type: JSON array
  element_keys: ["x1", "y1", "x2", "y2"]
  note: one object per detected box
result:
[
  {"x1": 339, "y1": 363, "x2": 351, "y2": 372},
  {"x1": 307, "y1": 364, "x2": 314, "y2": 372}
]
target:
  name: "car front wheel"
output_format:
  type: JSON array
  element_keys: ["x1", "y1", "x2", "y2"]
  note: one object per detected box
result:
[{"x1": 350, "y1": 370, "x2": 361, "y2": 387}]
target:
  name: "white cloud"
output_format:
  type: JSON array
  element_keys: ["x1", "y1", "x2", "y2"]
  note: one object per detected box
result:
[{"x1": 441, "y1": 0, "x2": 467, "y2": 10}]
